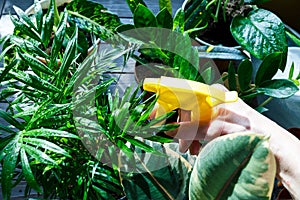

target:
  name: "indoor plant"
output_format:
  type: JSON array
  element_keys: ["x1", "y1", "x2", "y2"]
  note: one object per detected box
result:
[{"x1": 0, "y1": 0, "x2": 177, "y2": 199}]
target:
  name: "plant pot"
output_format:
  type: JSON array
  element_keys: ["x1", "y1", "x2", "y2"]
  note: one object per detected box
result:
[{"x1": 256, "y1": 47, "x2": 300, "y2": 129}]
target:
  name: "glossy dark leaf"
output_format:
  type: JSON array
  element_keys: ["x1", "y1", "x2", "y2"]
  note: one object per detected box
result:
[
  {"x1": 257, "y1": 79, "x2": 299, "y2": 98},
  {"x1": 156, "y1": 8, "x2": 173, "y2": 29},
  {"x1": 231, "y1": 9, "x2": 288, "y2": 61},
  {"x1": 134, "y1": 4, "x2": 157, "y2": 28},
  {"x1": 255, "y1": 52, "x2": 283, "y2": 86},
  {"x1": 237, "y1": 59, "x2": 253, "y2": 91},
  {"x1": 183, "y1": 0, "x2": 210, "y2": 32},
  {"x1": 228, "y1": 62, "x2": 237, "y2": 91}
]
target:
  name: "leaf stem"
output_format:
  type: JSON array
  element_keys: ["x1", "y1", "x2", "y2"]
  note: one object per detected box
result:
[{"x1": 258, "y1": 96, "x2": 273, "y2": 108}]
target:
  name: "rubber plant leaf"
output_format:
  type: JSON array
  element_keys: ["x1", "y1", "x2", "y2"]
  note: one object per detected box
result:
[{"x1": 189, "y1": 132, "x2": 276, "y2": 199}]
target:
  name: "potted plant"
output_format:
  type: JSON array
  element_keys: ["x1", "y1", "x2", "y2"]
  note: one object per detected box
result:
[{"x1": 0, "y1": 0, "x2": 177, "y2": 199}]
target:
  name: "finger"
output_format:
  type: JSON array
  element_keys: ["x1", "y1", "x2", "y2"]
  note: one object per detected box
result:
[
  {"x1": 179, "y1": 139, "x2": 193, "y2": 153},
  {"x1": 165, "y1": 121, "x2": 209, "y2": 140},
  {"x1": 215, "y1": 107, "x2": 250, "y2": 129},
  {"x1": 204, "y1": 120, "x2": 248, "y2": 141},
  {"x1": 189, "y1": 140, "x2": 201, "y2": 155},
  {"x1": 178, "y1": 109, "x2": 191, "y2": 122}
]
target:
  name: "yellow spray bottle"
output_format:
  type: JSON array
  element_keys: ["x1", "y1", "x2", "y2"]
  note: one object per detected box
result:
[{"x1": 143, "y1": 76, "x2": 238, "y2": 123}]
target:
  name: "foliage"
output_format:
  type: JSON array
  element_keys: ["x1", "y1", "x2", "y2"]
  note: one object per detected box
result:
[
  {"x1": 66, "y1": 0, "x2": 122, "y2": 40},
  {"x1": 224, "y1": 52, "x2": 299, "y2": 112},
  {"x1": 189, "y1": 132, "x2": 276, "y2": 199},
  {"x1": 0, "y1": 0, "x2": 177, "y2": 199},
  {"x1": 183, "y1": 0, "x2": 288, "y2": 67}
]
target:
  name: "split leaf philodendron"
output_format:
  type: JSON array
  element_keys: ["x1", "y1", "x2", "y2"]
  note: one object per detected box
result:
[
  {"x1": 143, "y1": 76, "x2": 238, "y2": 123},
  {"x1": 189, "y1": 132, "x2": 276, "y2": 199}
]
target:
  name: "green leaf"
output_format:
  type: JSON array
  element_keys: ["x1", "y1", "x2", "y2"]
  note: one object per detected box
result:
[
  {"x1": 121, "y1": 142, "x2": 192, "y2": 200},
  {"x1": 9, "y1": 70, "x2": 60, "y2": 93},
  {"x1": 0, "y1": 110, "x2": 24, "y2": 130},
  {"x1": 56, "y1": 28, "x2": 78, "y2": 87},
  {"x1": 159, "y1": 0, "x2": 172, "y2": 15},
  {"x1": 228, "y1": 62, "x2": 237, "y2": 91},
  {"x1": 20, "y1": 148, "x2": 43, "y2": 193},
  {"x1": 286, "y1": 30, "x2": 300, "y2": 47},
  {"x1": 0, "y1": 59, "x2": 18, "y2": 82},
  {"x1": 24, "y1": 128, "x2": 79, "y2": 139},
  {"x1": 173, "y1": 8, "x2": 185, "y2": 33},
  {"x1": 257, "y1": 79, "x2": 299, "y2": 98},
  {"x1": 18, "y1": 51, "x2": 55, "y2": 75},
  {"x1": 230, "y1": 9, "x2": 288, "y2": 60},
  {"x1": 237, "y1": 59, "x2": 253, "y2": 91},
  {"x1": 133, "y1": 4, "x2": 157, "y2": 28},
  {"x1": 41, "y1": 0, "x2": 55, "y2": 47},
  {"x1": 183, "y1": 0, "x2": 210, "y2": 32},
  {"x1": 34, "y1": 0, "x2": 43, "y2": 33},
  {"x1": 125, "y1": 0, "x2": 146, "y2": 13},
  {"x1": 123, "y1": 136, "x2": 156, "y2": 153},
  {"x1": 13, "y1": 6, "x2": 38, "y2": 32},
  {"x1": 10, "y1": 36, "x2": 49, "y2": 58},
  {"x1": 189, "y1": 132, "x2": 276, "y2": 199},
  {"x1": 156, "y1": 8, "x2": 173, "y2": 29},
  {"x1": 1, "y1": 136, "x2": 21, "y2": 200},
  {"x1": 22, "y1": 138, "x2": 71, "y2": 157},
  {"x1": 255, "y1": 52, "x2": 283, "y2": 86},
  {"x1": 22, "y1": 143, "x2": 57, "y2": 165},
  {"x1": 289, "y1": 62, "x2": 295, "y2": 79},
  {"x1": 50, "y1": 10, "x2": 68, "y2": 64},
  {"x1": 10, "y1": 15, "x2": 41, "y2": 42}
]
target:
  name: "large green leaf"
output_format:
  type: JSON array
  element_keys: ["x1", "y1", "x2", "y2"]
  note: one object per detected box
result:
[
  {"x1": 257, "y1": 79, "x2": 299, "y2": 98},
  {"x1": 133, "y1": 4, "x2": 157, "y2": 28},
  {"x1": 156, "y1": 8, "x2": 173, "y2": 29},
  {"x1": 230, "y1": 9, "x2": 288, "y2": 61},
  {"x1": 189, "y1": 132, "x2": 276, "y2": 199}
]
